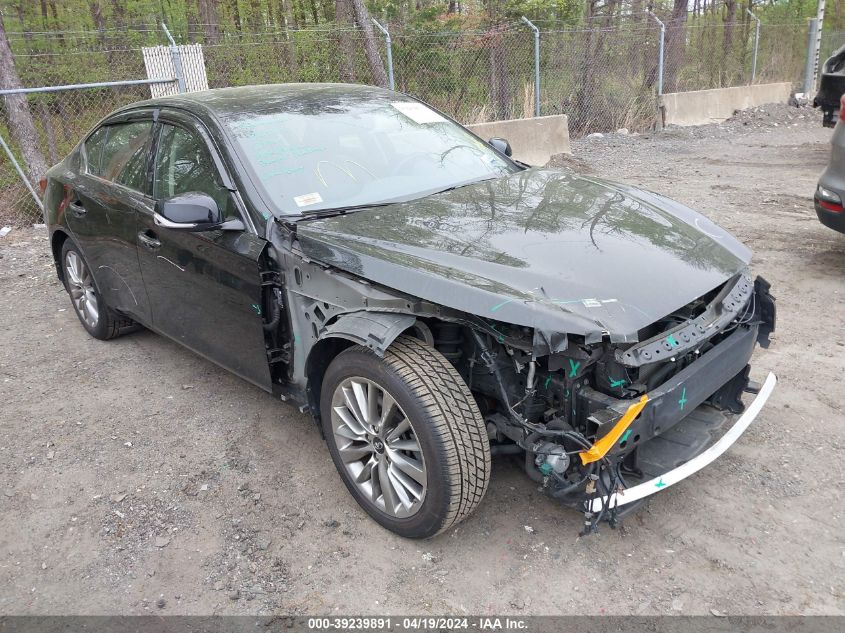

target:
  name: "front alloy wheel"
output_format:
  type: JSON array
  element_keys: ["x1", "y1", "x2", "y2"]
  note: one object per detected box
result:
[
  {"x1": 321, "y1": 335, "x2": 491, "y2": 539},
  {"x1": 331, "y1": 377, "x2": 427, "y2": 518}
]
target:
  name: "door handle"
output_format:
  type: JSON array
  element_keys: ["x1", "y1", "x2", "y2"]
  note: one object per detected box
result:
[
  {"x1": 70, "y1": 199, "x2": 87, "y2": 216},
  {"x1": 137, "y1": 231, "x2": 161, "y2": 250}
]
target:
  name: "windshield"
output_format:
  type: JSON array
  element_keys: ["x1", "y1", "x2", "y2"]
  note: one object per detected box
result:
[{"x1": 225, "y1": 95, "x2": 517, "y2": 215}]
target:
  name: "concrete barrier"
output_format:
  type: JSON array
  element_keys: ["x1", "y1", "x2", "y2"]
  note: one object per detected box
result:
[
  {"x1": 661, "y1": 82, "x2": 793, "y2": 127},
  {"x1": 467, "y1": 114, "x2": 570, "y2": 165}
]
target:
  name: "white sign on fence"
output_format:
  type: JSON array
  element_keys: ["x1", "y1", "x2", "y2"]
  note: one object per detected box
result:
[{"x1": 142, "y1": 44, "x2": 209, "y2": 97}]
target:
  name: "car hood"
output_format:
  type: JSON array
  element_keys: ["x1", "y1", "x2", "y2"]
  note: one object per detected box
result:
[{"x1": 296, "y1": 168, "x2": 751, "y2": 344}]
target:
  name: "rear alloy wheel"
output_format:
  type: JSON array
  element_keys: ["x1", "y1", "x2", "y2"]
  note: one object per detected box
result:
[
  {"x1": 64, "y1": 249, "x2": 99, "y2": 330},
  {"x1": 60, "y1": 239, "x2": 138, "y2": 340},
  {"x1": 321, "y1": 335, "x2": 491, "y2": 538}
]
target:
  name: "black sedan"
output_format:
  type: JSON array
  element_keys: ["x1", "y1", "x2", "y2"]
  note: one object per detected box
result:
[{"x1": 44, "y1": 84, "x2": 776, "y2": 538}]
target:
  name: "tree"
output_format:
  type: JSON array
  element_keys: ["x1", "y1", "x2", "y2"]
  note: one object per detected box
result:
[
  {"x1": 197, "y1": 0, "x2": 220, "y2": 44},
  {"x1": 724, "y1": 0, "x2": 738, "y2": 51},
  {"x1": 664, "y1": 0, "x2": 689, "y2": 92},
  {"x1": 0, "y1": 10, "x2": 48, "y2": 186},
  {"x1": 336, "y1": 0, "x2": 357, "y2": 83},
  {"x1": 349, "y1": 0, "x2": 388, "y2": 87}
]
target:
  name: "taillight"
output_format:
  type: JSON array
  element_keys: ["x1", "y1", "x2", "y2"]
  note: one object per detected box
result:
[
  {"x1": 818, "y1": 198, "x2": 844, "y2": 213},
  {"x1": 816, "y1": 185, "x2": 844, "y2": 213}
]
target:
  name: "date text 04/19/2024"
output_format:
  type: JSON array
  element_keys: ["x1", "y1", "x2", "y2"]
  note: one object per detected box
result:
[{"x1": 307, "y1": 617, "x2": 529, "y2": 630}]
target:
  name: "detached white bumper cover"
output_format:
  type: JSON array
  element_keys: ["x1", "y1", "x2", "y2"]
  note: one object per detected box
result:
[{"x1": 587, "y1": 372, "x2": 777, "y2": 513}]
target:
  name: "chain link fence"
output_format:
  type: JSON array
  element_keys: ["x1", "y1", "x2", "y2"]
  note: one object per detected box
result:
[
  {"x1": 0, "y1": 17, "x2": 819, "y2": 226},
  {"x1": 0, "y1": 30, "x2": 173, "y2": 226},
  {"x1": 819, "y1": 29, "x2": 845, "y2": 71},
  {"x1": 201, "y1": 28, "x2": 385, "y2": 87},
  {"x1": 391, "y1": 25, "x2": 536, "y2": 124},
  {"x1": 539, "y1": 24, "x2": 661, "y2": 136}
]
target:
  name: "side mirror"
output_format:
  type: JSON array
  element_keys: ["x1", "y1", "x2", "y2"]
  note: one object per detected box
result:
[
  {"x1": 488, "y1": 137, "x2": 513, "y2": 157},
  {"x1": 154, "y1": 192, "x2": 242, "y2": 231}
]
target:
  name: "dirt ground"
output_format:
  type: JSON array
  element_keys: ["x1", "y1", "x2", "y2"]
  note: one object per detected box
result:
[{"x1": 1, "y1": 104, "x2": 843, "y2": 616}]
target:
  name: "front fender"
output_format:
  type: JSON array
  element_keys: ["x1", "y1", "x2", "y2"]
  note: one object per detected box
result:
[{"x1": 319, "y1": 311, "x2": 417, "y2": 357}]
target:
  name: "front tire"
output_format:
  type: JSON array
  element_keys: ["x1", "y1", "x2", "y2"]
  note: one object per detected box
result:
[
  {"x1": 60, "y1": 239, "x2": 137, "y2": 340},
  {"x1": 320, "y1": 335, "x2": 491, "y2": 538}
]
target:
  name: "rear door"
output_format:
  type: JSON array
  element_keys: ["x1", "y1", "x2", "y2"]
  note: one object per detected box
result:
[
  {"x1": 67, "y1": 115, "x2": 154, "y2": 321},
  {"x1": 135, "y1": 112, "x2": 272, "y2": 390}
]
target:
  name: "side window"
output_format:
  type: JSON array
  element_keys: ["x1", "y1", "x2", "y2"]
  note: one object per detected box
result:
[
  {"x1": 153, "y1": 124, "x2": 232, "y2": 218},
  {"x1": 84, "y1": 126, "x2": 108, "y2": 177},
  {"x1": 98, "y1": 122, "x2": 153, "y2": 191}
]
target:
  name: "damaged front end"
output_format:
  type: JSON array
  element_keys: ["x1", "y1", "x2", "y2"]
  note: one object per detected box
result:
[
  {"x1": 260, "y1": 167, "x2": 777, "y2": 533},
  {"x1": 466, "y1": 273, "x2": 776, "y2": 533}
]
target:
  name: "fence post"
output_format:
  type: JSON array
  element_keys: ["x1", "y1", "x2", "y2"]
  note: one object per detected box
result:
[
  {"x1": 746, "y1": 9, "x2": 760, "y2": 84},
  {"x1": 372, "y1": 19, "x2": 395, "y2": 91},
  {"x1": 161, "y1": 22, "x2": 186, "y2": 94},
  {"x1": 646, "y1": 10, "x2": 665, "y2": 96},
  {"x1": 0, "y1": 132, "x2": 44, "y2": 214},
  {"x1": 804, "y1": 18, "x2": 819, "y2": 95},
  {"x1": 812, "y1": 0, "x2": 826, "y2": 88},
  {"x1": 520, "y1": 17, "x2": 541, "y2": 117}
]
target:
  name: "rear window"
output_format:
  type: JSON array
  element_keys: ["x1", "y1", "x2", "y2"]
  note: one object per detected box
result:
[
  {"x1": 85, "y1": 122, "x2": 152, "y2": 192},
  {"x1": 84, "y1": 127, "x2": 108, "y2": 177}
]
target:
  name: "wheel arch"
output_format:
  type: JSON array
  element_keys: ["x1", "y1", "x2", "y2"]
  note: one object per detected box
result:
[
  {"x1": 304, "y1": 311, "x2": 426, "y2": 421},
  {"x1": 50, "y1": 228, "x2": 71, "y2": 282}
]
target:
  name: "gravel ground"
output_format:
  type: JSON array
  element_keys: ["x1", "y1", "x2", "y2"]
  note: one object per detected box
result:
[{"x1": 1, "y1": 103, "x2": 843, "y2": 616}]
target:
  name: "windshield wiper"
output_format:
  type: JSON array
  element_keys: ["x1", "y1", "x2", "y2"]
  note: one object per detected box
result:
[
  {"x1": 296, "y1": 175, "x2": 503, "y2": 220},
  {"x1": 429, "y1": 175, "x2": 500, "y2": 197},
  {"x1": 297, "y1": 201, "x2": 397, "y2": 220}
]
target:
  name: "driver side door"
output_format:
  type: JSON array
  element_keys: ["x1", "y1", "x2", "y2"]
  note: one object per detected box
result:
[{"x1": 136, "y1": 115, "x2": 272, "y2": 391}]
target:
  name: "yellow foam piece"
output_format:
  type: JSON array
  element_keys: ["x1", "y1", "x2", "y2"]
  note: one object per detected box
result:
[{"x1": 579, "y1": 394, "x2": 649, "y2": 465}]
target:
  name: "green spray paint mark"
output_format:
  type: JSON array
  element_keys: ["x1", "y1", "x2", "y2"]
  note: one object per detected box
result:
[
  {"x1": 261, "y1": 211, "x2": 271, "y2": 219},
  {"x1": 568, "y1": 359, "x2": 580, "y2": 378},
  {"x1": 251, "y1": 304, "x2": 262, "y2": 315},
  {"x1": 655, "y1": 478, "x2": 667, "y2": 488},
  {"x1": 293, "y1": 334, "x2": 301, "y2": 344},
  {"x1": 620, "y1": 429, "x2": 632, "y2": 445},
  {"x1": 610, "y1": 377, "x2": 626, "y2": 388},
  {"x1": 564, "y1": 389, "x2": 570, "y2": 398},
  {"x1": 543, "y1": 375, "x2": 552, "y2": 390},
  {"x1": 490, "y1": 299, "x2": 513, "y2": 312},
  {"x1": 490, "y1": 326, "x2": 506, "y2": 343},
  {"x1": 678, "y1": 387, "x2": 687, "y2": 410},
  {"x1": 666, "y1": 334, "x2": 679, "y2": 348}
]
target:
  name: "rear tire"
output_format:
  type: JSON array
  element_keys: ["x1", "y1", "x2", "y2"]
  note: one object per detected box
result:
[
  {"x1": 60, "y1": 239, "x2": 138, "y2": 340},
  {"x1": 320, "y1": 335, "x2": 491, "y2": 538}
]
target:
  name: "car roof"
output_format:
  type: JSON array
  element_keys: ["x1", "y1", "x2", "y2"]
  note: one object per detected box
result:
[{"x1": 122, "y1": 83, "x2": 407, "y2": 121}]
